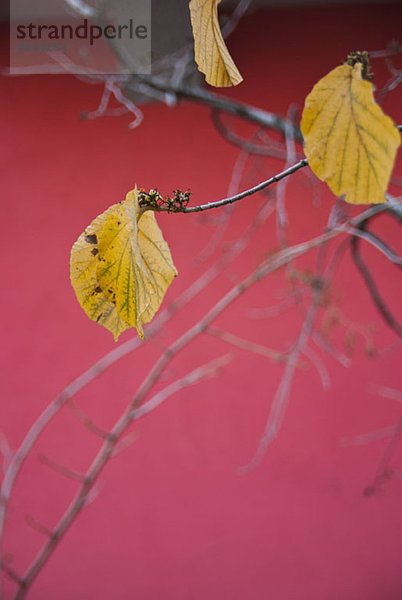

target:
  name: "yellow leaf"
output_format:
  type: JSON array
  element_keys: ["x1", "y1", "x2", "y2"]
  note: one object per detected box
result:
[
  {"x1": 70, "y1": 205, "x2": 131, "y2": 341},
  {"x1": 70, "y1": 188, "x2": 178, "y2": 341},
  {"x1": 189, "y1": 0, "x2": 243, "y2": 87},
  {"x1": 301, "y1": 59, "x2": 400, "y2": 204}
]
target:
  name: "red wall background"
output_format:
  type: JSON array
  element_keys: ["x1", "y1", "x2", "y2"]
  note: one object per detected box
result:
[{"x1": 1, "y1": 4, "x2": 402, "y2": 599}]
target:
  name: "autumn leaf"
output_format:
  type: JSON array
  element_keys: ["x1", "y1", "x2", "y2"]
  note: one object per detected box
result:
[
  {"x1": 301, "y1": 53, "x2": 400, "y2": 204},
  {"x1": 70, "y1": 188, "x2": 178, "y2": 341},
  {"x1": 189, "y1": 0, "x2": 243, "y2": 87}
]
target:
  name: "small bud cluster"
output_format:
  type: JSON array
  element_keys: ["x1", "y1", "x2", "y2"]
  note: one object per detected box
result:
[
  {"x1": 138, "y1": 188, "x2": 192, "y2": 212},
  {"x1": 345, "y1": 51, "x2": 374, "y2": 81}
]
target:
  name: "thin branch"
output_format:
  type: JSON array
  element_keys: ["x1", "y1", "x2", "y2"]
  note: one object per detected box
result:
[
  {"x1": 351, "y1": 222, "x2": 402, "y2": 338},
  {"x1": 247, "y1": 289, "x2": 307, "y2": 319},
  {"x1": 38, "y1": 455, "x2": 86, "y2": 483},
  {"x1": 110, "y1": 432, "x2": 139, "y2": 458},
  {"x1": 210, "y1": 110, "x2": 289, "y2": 159},
  {"x1": 363, "y1": 418, "x2": 402, "y2": 497},
  {"x1": 302, "y1": 344, "x2": 331, "y2": 390},
  {"x1": 368, "y1": 385, "x2": 402, "y2": 404},
  {"x1": 222, "y1": 0, "x2": 254, "y2": 38},
  {"x1": 66, "y1": 400, "x2": 112, "y2": 439},
  {"x1": 0, "y1": 434, "x2": 12, "y2": 477},
  {"x1": 239, "y1": 298, "x2": 320, "y2": 474},
  {"x1": 312, "y1": 332, "x2": 352, "y2": 368},
  {"x1": 145, "y1": 159, "x2": 308, "y2": 213},
  {"x1": 206, "y1": 327, "x2": 290, "y2": 364},
  {"x1": 128, "y1": 75, "x2": 303, "y2": 140},
  {"x1": 129, "y1": 354, "x2": 233, "y2": 420},
  {"x1": 25, "y1": 516, "x2": 53, "y2": 538},
  {"x1": 339, "y1": 424, "x2": 399, "y2": 447},
  {"x1": 195, "y1": 125, "x2": 256, "y2": 263},
  {"x1": 0, "y1": 562, "x2": 24, "y2": 587},
  {"x1": 276, "y1": 104, "x2": 298, "y2": 232},
  {"x1": 368, "y1": 40, "x2": 401, "y2": 59},
  {"x1": 346, "y1": 225, "x2": 402, "y2": 266}
]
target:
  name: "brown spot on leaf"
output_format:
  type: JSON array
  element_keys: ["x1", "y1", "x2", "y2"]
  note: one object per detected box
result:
[{"x1": 85, "y1": 234, "x2": 98, "y2": 244}]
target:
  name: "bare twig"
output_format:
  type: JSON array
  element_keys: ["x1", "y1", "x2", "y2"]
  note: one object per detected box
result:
[
  {"x1": 302, "y1": 344, "x2": 331, "y2": 390},
  {"x1": 130, "y1": 354, "x2": 234, "y2": 420},
  {"x1": 363, "y1": 418, "x2": 402, "y2": 497},
  {"x1": 368, "y1": 40, "x2": 401, "y2": 59},
  {"x1": 128, "y1": 75, "x2": 303, "y2": 140},
  {"x1": 312, "y1": 332, "x2": 352, "y2": 368},
  {"x1": 276, "y1": 104, "x2": 297, "y2": 233},
  {"x1": 195, "y1": 125, "x2": 256, "y2": 263},
  {"x1": 0, "y1": 435, "x2": 12, "y2": 477},
  {"x1": 210, "y1": 110, "x2": 289, "y2": 159},
  {"x1": 339, "y1": 424, "x2": 399, "y2": 447},
  {"x1": 206, "y1": 327, "x2": 289, "y2": 364},
  {"x1": 38, "y1": 455, "x2": 87, "y2": 483},
  {"x1": 351, "y1": 221, "x2": 402, "y2": 337},
  {"x1": 239, "y1": 298, "x2": 320, "y2": 474},
  {"x1": 347, "y1": 225, "x2": 402, "y2": 266},
  {"x1": 66, "y1": 400, "x2": 111, "y2": 439},
  {"x1": 222, "y1": 0, "x2": 254, "y2": 38},
  {"x1": 368, "y1": 385, "x2": 402, "y2": 404},
  {"x1": 145, "y1": 159, "x2": 308, "y2": 213},
  {"x1": 0, "y1": 562, "x2": 24, "y2": 587},
  {"x1": 25, "y1": 516, "x2": 53, "y2": 538}
]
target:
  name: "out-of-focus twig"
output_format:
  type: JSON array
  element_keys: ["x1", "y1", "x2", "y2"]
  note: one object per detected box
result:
[
  {"x1": 222, "y1": 0, "x2": 254, "y2": 38},
  {"x1": 363, "y1": 418, "x2": 402, "y2": 497},
  {"x1": 351, "y1": 219, "x2": 402, "y2": 338},
  {"x1": 206, "y1": 327, "x2": 290, "y2": 364}
]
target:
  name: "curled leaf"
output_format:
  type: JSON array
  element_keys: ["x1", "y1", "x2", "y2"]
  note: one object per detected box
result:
[
  {"x1": 189, "y1": 0, "x2": 243, "y2": 87},
  {"x1": 70, "y1": 188, "x2": 178, "y2": 340},
  {"x1": 301, "y1": 57, "x2": 400, "y2": 204}
]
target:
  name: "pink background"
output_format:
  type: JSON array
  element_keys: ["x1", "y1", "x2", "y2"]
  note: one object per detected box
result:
[{"x1": 1, "y1": 4, "x2": 402, "y2": 599}]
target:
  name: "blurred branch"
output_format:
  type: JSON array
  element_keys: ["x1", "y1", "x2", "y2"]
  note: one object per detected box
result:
[
  {"x1": 0, "y1": 434, "x2": 12, "y2": 477},
  {"x1": 369, "y1": 385, "x2": 402, "y2": 404},
  {"x1": 130, "y1": 354, "x2": 234, "y2": 420},
  {"x1": 347, "y1": 225, "x2": 402, "y2": 265},
  {"x1": 206, "y1": 327, "x2": 290, "y2": 364},
  {"x1": 131, "y1": 73, "x2": 304, "y2": 140},
  {"x1": 63, "y1": 0, "x2": 96, "y2": 18},
  {"x1": 38, "y1": 455, "x2": 87, "y2": 483},
  {"x1": 0, "y1": 562, "x2": 24, "y2": 588},
  {"x1": 210, "y1": 109, "x2": 289, "y2": 159},
  {"x1": 239, "y1": 297, "x2": 320, "y2": 473},
  {"x1": 25, "y1": 516, "x2": 53, "y2": 539},
  {"x1": 66, "y1": 400, "x2": 111, "y2": 439},
  {"x1": 222, "y1": 0, "x2": 254, "y2": 38},
  {"x1": 363, "y1": 418, "x2": 402, "y2": 497},
  {"x1": 302, "y1": 344, "x2": 331, "y2": 390},
  {"x1": 350, "y1": 217, "x2": 402, "y2": 338}
]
